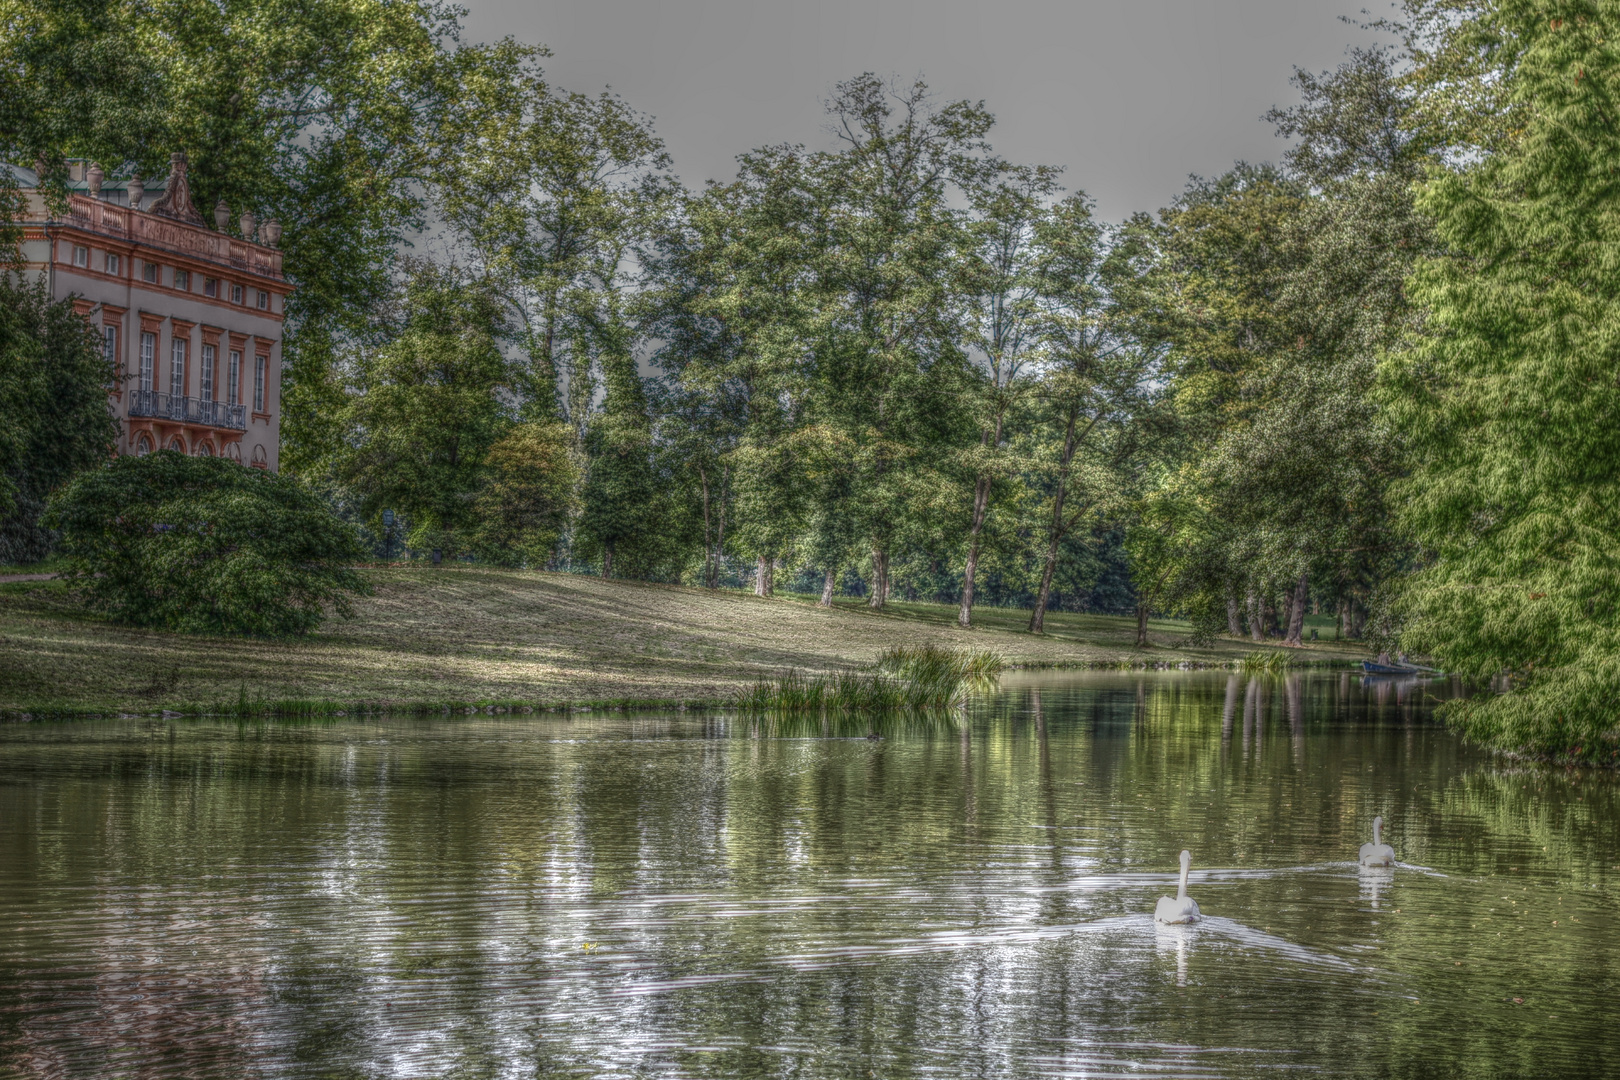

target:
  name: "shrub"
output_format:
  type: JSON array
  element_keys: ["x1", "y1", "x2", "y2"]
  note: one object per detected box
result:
[{"x1": 45, "y1": 452, "x2": 369, "y2": 636}]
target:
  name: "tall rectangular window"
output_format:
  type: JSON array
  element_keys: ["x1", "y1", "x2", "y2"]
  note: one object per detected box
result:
[
  {"x1": 200, "y1": 344, "x2": 215, "y2": 401},
  {"x1": 228, "y1": 350, "x2": 241, "y2": 405},
  {"x1": 170, "y1": 337, "x2": 186, "y2": 397},
  {"x1": 231, "y1": 284, "x2": 244, "y2": 305},
  {"x1": 257, "y1": 289, "x2": 269, "y2": 310},
  {"x1": 103, "y1": 326, "x2": 117, "y2": 370},
  {"x1": 139, "y1": 332, "x2": 155, "y2": 393},
  {"x1": 204, "y1": 277, "x2": 218, "y2": 298},
  {"x1": 253, "y1": 355, "x2": 266, "y2": 412},
  {"x1": 72, "y1": 244, "x2": 88, "y2": 267},
  {"x1": 143, "y1": 261, "x2": 159, "y2": 284},
  {"x1": 175, "y1": 269, "x2": 190, "y2": 292},
  {"x1": 105, "y1": 252, "x2": 120, "y2": 275}
]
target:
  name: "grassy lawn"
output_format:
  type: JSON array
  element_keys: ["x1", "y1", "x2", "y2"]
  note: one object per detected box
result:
[{"x1": 0, "y1": 566, "x2": 1367, "y2": 715}]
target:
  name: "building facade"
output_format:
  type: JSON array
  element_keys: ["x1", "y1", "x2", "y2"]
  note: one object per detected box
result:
[{"x1": 10, "y1": 153, "x2": 289, "y2": 469}]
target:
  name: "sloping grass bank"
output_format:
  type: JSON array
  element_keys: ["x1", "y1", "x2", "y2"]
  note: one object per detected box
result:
[{"x1": 0, "y1": 566, "x2": 1366, "y2": 717}]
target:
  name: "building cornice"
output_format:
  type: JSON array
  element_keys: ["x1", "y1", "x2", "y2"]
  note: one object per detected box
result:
[{"x1": 23, "y1": 192, "x2": 288, "y2": 285}]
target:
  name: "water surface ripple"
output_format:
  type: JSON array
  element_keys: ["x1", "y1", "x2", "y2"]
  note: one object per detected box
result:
[{"x1": 2, "y1": 671, "x2": 1618, "y2": 1078}]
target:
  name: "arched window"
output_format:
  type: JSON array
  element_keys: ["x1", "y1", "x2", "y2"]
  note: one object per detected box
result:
[
  {"x1": 135, "y1": 433, "x2": 153, "y2": 456},
  {"x1": 195, "y1": 442, "x2": 213, "y2": 457},
  {"x1": 225, "y1": 441, "x2": 242, "y2": 462},
  {"x1": 167, "y1": 436, "x2": 186, "y2": 453}
]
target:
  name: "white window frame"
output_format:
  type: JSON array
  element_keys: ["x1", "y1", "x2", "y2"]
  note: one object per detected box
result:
[
  {"x1": 143, "y1": 261, "x2": 159, "y2": 284},
  {"x1": 253, "y1": 354, "x2": 266, "y2": 412},
  {"x1": 175, "y1": 269, "x2": 190, "y2": 292},
  {"x1": 200, "y1": 343, "x2": 215, "y2": 402},
  {"x1": 231, "y1": 283, "x2": 244, "y2": 304},
  {"x1": 103, "y1": 326, "x2": 117, "y2": 369},
  {"x1": 257, "y1": 289, "x2": 269, "y2": 310},
  {"x1": 170, "y1": 337, "x2": 186, "y2": 398},
  {"x1": 204, "y1": 277, "x2": 218, "y2": 298},
  {"x1": 71, "y1": 244, "x2": 88, "y2": 267},
  {"x1": 139, "y1": 332, "x2": 155, "y2": 393},
  {"x1": 105, "y1": 252, "x2": 120, "y2": 275},
  {"x1": 227, "y1": 350, "x2": 241, "y2": 405}
]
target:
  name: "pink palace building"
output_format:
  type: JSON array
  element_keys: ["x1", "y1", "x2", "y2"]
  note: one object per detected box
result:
[{"x1": 10, "y1": 152, "x2": 287, "y2": 469}]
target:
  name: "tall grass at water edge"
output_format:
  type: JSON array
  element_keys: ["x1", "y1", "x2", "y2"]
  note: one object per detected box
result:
[{"x1": 735, "y1": 646, "x2": 1005, "y2": 713}]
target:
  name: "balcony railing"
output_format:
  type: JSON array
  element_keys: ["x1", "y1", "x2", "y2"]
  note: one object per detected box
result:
[{"x1": 129, "y1": 390, "x2": 247, "y2": 431}]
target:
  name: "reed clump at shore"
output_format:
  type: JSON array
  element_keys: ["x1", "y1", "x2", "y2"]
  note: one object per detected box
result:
[{"x1": 735, "y1": 646, "x2": 1005, "y2": 713}]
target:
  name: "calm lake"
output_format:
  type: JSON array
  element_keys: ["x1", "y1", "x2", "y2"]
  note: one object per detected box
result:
[{"x1": 2, "y1": 671, "x2": 1617, "y2": 1078}]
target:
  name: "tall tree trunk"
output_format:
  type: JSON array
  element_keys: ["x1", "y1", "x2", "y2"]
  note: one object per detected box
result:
[
  {"x1": 1247, "y1": 589, "x2": 1264, "y2": 643},
  {"x1": 959, "y1": 529, "x2": 982, "y2": 626},
  {"x1": 868, "y1": 548, "x2": 888, "y2": 609},
  {"x1": 1283, "y1": 571, "x2": 1308, "y2": 646},
  {"x1": 1135, "y1": 603, "x2": 1150, "y2": 647},
  {"x1": 754, "y1": 554, "x2": 773, "y2": 597},
  {"x1": 1029, "y1": 405, "x2": 1080, "y2": 634},
  {"x1": 602, "y1": 543, "x2": 613, "y2": 579},
  {"x1": 1263, "y1": 593, "x2": 1280, "y2": 639},
  {"x1": 1280, "y1": 588, "x2": 1295, "y2": 642},
  {"x1": 1226, "y1": 588, "x2": 1242, "y2": 637},
  {"x1": 1029, "y1": 533, "x2": 1060, "y2": 634},
  {"x1": 820, "y1": 566, "x2": 836, "y2": 607}
]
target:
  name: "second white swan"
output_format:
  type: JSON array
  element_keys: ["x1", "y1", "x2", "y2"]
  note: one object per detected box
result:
[
  {"x1": 1359, "y1": 816, "x2": 1395, "y2": 867},
  {"x1": 1154, "y1": 849, "x2": 1202, "y2": 924}
]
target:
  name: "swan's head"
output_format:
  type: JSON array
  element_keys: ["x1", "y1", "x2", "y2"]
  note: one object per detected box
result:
[{"x1": 1179, "y1": 849, "x2": 1191, "y2": 870}]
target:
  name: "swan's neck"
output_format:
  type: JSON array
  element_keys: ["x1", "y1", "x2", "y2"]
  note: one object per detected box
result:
[
  {"x1": 1177, "y1": 863, "x2": 1190, "y2": 899},
  {"x1": 1373, "y1": 820, "x2": 1383, "y2": 846}
]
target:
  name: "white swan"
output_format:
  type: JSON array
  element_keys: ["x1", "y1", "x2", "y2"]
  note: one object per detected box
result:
[
  {"x1": 1359, "y1": 816, "x2": 1395, "y2": 867},
  {"x1": 1154, "y1": 849, "x2": 1202, "y2": 924}
]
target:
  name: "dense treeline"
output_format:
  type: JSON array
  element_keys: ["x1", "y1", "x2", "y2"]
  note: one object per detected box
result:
[{"x1": 7, "y1": 0, "x2": 1620, "y2": 758}]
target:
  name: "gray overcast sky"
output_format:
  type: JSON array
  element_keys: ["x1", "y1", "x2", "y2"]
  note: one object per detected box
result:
[{"x1": 459, "y1": 0, "x2": 1388, "y2": 222}]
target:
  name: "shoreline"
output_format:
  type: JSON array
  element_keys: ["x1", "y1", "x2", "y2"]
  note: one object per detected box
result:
[{"x1": 0, "y1": 566, "x2": 1370, "y2": 718}]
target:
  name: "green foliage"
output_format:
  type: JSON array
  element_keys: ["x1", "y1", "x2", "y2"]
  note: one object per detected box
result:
[
  {"x1": 45, "y1": 453, "x2": 368, "y2": 636},
  {"x1": 573, "y1": 409, "x2": 660, "y2": 575},
  {"x1": 1389, "y1": 0, "x2": 1620, "y2": 763},
  {"x1": 1122, "y1": 50, "x2": 1427, "y2": 643},
  {"x1": 472, "y1": 421, "x2": 578, "y2": 566},
  {"x1": 429, "y1": 40, "x2": 676, "y2": 431},
  {"x1": 0, "y1": 276, "x2": 120, "y2": 562},
  {"x1": 333, "y1": 265, "x2": 517, "y2": 555}
]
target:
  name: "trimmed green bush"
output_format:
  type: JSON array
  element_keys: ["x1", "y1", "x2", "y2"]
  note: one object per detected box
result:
[{"x1": 46, "y1": 452, "x2": 368, "y2": 636}]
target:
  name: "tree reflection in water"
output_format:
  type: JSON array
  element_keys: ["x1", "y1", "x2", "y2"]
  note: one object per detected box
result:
[{"x1": 1, "y1": 671, "x2": 1616, "y2": 1078}]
